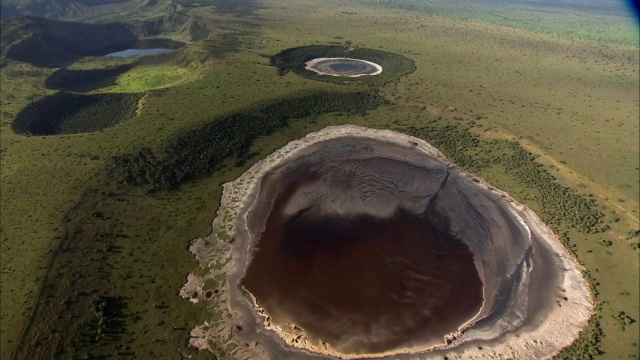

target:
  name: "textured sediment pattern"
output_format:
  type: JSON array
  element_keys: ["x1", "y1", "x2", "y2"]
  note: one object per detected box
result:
[
  {"x1": 181, "y1": 125, "x2": 593, "y2": 360},
  {"x1": 305, "y1": 57, "x2": 383, "y2": 77}
]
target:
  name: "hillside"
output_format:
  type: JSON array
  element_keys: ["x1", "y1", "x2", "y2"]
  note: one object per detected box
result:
[
  {"x1": 1, "y1": 13, "x2": 218, "y2": 67},
  {"x1": 0, "y1": 0, "x2": 258, "y2": 21}
]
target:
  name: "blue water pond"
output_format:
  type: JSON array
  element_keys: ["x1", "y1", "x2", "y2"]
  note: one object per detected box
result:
[{"x1": 105, "y1": 48, "x2": 174, "y2": 58}]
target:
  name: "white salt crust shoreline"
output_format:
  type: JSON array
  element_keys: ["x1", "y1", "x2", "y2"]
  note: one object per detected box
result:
[
  {"x1": 180, "y1": 125, "x2": 594, "y2": 360},
  {"x1": 304, "y1": 57, "x2": 383, "y2": 77}
]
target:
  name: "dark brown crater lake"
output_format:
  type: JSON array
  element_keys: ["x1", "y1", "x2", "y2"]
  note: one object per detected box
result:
[
  {"x1": 184, "y1": 127, "x2": 594, "y2": 360},
  {"x1": 241, "y1": 170, "x2": 483, "y2": 354}
]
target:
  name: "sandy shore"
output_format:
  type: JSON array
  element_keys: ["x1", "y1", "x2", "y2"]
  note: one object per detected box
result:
[
  {"x1": 180, "y1": 125, "x2": 593, "y2": 359},
  {"x1": 304, "y1": 57, "x2": 383, "y2": 77}
]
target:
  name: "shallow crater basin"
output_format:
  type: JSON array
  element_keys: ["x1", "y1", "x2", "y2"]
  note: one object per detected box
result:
[{"x1": 305, "y1": 57, "x2": 383, "y2": 77}]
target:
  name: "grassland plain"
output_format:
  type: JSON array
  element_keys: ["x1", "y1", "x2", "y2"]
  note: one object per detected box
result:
[
  {"x1": 373, "y1": 0, "x2": 640, "y2": 47},
  {"x1": 258, "y1": 0, "x2": 639, "y2": 214},
  {"x1": 0, "y1": 6, "x2": 361, "y2": 355},
  {"x1": 0, "y1": 0, "x2": 638, "y2": 359}
]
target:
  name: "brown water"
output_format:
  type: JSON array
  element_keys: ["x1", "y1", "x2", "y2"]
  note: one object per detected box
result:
[{"x1": 241, "y1": 175, "x2": 483, "y2": 354}]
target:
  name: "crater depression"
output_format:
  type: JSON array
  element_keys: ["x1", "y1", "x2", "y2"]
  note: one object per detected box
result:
[
  {"x1": 270, "y1": 45, "x2": 415, "y2": 85},
  {"x1": 304, "y1": 57, "x2": 383, "y2": 77},
  {"x1": 183, "y1": 126, "x2": 593, "y2": 359}
]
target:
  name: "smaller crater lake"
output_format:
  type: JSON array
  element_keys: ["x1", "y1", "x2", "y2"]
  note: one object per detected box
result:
[
  {"x1": 328, "y1": 62, "x2": 369, "y2": 72},
  {"x1": 105, "y1": 48, "x2": 174, "y2": 58}
]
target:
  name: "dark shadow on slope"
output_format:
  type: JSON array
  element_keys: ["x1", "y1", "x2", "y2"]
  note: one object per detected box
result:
[
  {"x1": 13, "y1": 92, "x2": 141, "y2": 135},
  {"x1": 112, "y1": 91, "x2": 388, "y2": 190},
  {"x1": 4, "y1": 16, "x2": 138, "y2": 67},
  {"x1": 2, "y1": 16, "x2": 188, "y2": 68},
  {"x1": 45, "y1": 65, "x2": 133, "y2": 92}
]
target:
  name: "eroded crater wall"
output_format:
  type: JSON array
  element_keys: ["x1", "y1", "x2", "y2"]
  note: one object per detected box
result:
[{"x1": 182, "y1": 126, "x2": 593, "y2": 360}]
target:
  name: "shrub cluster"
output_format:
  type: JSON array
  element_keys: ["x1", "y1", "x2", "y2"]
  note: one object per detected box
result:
[
  {"x1": 71, "y1": 296, "x2": 127, "y2": 350},
  {"x1": 403, "y1": 123, "x2": 607, "y2": 234}
]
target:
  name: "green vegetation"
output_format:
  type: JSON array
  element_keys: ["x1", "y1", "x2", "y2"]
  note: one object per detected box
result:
[
  {"x1": 72, "y1": 296, "x2": 128, "y2": 352},
  {"x1": 271, "y1": 45, "x2": 416, "y2": 86},
  {"x1": 100, "y1": 65, "x2": 192, "y2": 93},
  {"x1": 46, "y1": 64, "x2": 195, "y2": 93},
  {"x1": 12, "y1": 179, "x2": 211, "y2": 359},
  {"x1": 614, "y1": 311, "x2": 636, "y2": 331},
  {"x1": 0, "y1": 4, "x2": 262, "y2": 358},
  {"x1": 12, "y1": 92, "x2": 142, "y2": 135},
  {"x1": 114, "y1": 91, "x2": 386, "y2": 190},
  {"x1": 599, "y1": 239, "x2": 613, "y2": 247},
  {"x1": 370, "y1": 0, "x2": 639, "y2": 47},
  {"x1": 556, "y1": 306, "x2": 604, "y2": 359},
  {"x1": 405, "y1": 123, "x2": 608, "y2": 233},
  {"x1": 1, "y1": 0, "x2": 638, "y2": 359}
]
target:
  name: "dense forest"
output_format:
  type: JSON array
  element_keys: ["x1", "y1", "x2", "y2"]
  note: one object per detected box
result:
[{"x1": 113, "y1": 91, "x2": 387, "y2": 190}]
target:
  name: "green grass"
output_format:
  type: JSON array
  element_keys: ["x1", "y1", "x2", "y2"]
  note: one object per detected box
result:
[
  {"x1": 0, "y1": 29, "x2": 346, "y2": 358},
  {"x1": 98, "y1": 65, "x2": 193, "y2": 93},
  {"x1": 256, "y1": 0, "x2": 640, "y2": 212},
  {"x1": 371, "y1": 0, "x2": 640, "y2": 47},
  {"x1": 0, "y1": 0, "x2": 638, "y2": 359},
  {"x1": 113, "y1": 90, "x2": 385, "y2": 190}
]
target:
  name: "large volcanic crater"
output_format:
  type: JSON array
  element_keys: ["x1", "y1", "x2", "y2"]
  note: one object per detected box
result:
[{"x1": 182, "y1": 126, "x2": 593, "y2": 360}]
